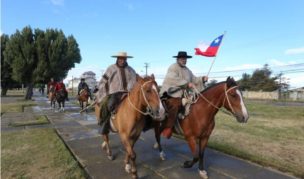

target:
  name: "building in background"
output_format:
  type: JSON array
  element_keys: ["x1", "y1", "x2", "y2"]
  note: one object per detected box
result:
[
  {"x1": 67, "y1": 71, "x2": 97, "y2": 92},
  {"x1": 80, "y1": 71, "x2": 97, "y2": 90}
]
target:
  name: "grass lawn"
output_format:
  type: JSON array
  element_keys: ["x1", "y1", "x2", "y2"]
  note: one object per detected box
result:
[
  {"x1": 208, "y1": 100, "x2": 304, "y2": 178},
  {"x1": 1, "y1": 92, "x2": 86, "y2": 178},
  {"x1": 1, "y1": 100, "x2": 37, "y2": 113},
  {"x1": 1, "y1": 128, "x2": 87, "y2": 179}
]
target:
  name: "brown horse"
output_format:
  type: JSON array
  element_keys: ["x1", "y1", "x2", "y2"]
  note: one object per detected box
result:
[
  {"x1": 78, "y1": 88, "x2": 89, "y2": 111},
  {"x1": 95, "y1": 75, "x2": 165, "y2": 179},
  {"x1": 48, "y1": 85, "x2": 56, "y2": 108},
  {"x1": 157, "y1": 77, "x2": 249, "y2": 178},
  {"x1": 55, "y1": 89, "x2": 66, "y2": 112}
]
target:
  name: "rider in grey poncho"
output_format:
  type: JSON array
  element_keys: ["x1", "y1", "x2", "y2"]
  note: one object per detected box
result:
[
  {"x1": 95, "y1": 52, "x2": 137, "y2": 135},
  {"x1": 160, "y1": 51, "x2": 208, "y2": 139}
]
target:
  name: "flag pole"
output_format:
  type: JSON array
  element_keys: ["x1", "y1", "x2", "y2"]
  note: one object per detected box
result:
[
  {"x1": 206, "y1": 57, "x2": 216, "y2": 77},
  {"x1": 205, "y1": 31, "x2": 226, "y2": 78}
]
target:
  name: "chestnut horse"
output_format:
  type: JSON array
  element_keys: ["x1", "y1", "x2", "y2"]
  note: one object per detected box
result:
[
  {"x1": 48, "y1": 86, "x2": 56, "y2": 108},
  {"x1": 95, "y1": 75, "x2": 165, "y2": 179},
  {"x1": 157, "y1": 77, "x2": 249, "y2": 178},
  {"x1": 78, "y1": 88, "x2": 89, "y2": 111},
  {"x1": 55, "y1": 89, "x2": 66, "y2": 112}
]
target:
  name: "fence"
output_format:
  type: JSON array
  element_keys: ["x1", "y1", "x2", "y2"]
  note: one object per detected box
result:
[{"x1": 242, "y1": 90, "x2": 304, "y2": 101}]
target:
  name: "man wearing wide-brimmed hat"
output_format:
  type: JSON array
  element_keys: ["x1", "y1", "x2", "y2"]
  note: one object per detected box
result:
[
  {"x1": 96, "y1": 52, "x2": 137, "y2": 134},
  {"x1": 160, "y1": 51, "x2": 208, "y2": 138},
  {"x1": 78, "y1": 78, "x2": 91, "y2": 99}
]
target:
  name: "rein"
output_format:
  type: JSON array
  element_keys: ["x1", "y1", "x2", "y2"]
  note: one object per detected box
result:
[
  {"x1": 127, "y1": 80, "x2": 157, "y2": 118},
  {"x1": 192, "y1": 85, "x2": 239, "y2": 116}
]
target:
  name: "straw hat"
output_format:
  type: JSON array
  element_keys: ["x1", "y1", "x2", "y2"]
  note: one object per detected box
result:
[{"x1": 111, "y1": 52, "x2": 133, "y2": 58}]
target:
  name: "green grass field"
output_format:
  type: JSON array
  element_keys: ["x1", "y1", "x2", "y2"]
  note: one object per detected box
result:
[
  {"x1": 1, "y1": 92, "x2": 86, "y2": 179},
  {"x1": 1, "y1": 129, "x2": 87, "y2": 179},
  {"x1": 208, "y1": 100, "x2": 304, "y2": 178}
]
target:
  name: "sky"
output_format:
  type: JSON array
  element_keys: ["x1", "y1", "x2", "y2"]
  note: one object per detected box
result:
[{"x1": 2, "y1": 0, "x2": 304, "y2": 88}]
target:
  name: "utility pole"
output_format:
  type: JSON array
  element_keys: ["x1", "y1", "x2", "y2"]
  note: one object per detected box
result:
[
  {"x1": 278, "y1": 72, "x2": 282, "y2": 100},
  {"x1": 144, "y1": 63, "x2": 149, "y2": 76},
  {"x1": 72, "y1": 76, "x2": 74, "y2": 96}
]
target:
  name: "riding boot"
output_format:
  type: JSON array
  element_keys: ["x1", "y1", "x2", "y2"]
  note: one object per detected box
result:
[{"x1": 161, "y1": 97, "x2": 182, "y2": 139}]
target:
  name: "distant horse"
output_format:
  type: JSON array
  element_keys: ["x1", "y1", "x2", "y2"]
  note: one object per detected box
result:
[
  {"x1": 78, "y1": 88, "x2": 89, "y2": 111},
  {"x1": 95, "y1": 75, "x2": 165, "y2": 179},
  {"x1": 56, "y1": 89, "x2": 66, "y2": 112},
  {"x1": 48, "y1": 86, "x2": 56, "y2": 108},
  {"x1": 156, "y1": 77, "x2": 249, "y2": 178}
]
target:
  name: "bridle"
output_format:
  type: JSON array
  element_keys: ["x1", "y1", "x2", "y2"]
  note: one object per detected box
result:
[
  {"x1": 127, "y1": 80, "x2": 160, "y2": 118},
  {"x1": 193, "y1": 84, "x2": 239, "y2": 117}
]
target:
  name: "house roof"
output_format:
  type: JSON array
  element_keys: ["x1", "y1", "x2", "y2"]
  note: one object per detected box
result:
[{"x1": 82, "y1": 71, "x2": 96, "y2": 75}]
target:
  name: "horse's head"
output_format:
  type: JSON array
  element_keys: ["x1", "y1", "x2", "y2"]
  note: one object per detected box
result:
[
  {"x1": 136, "y1": 74, "x2": 165, "y2": 121},
  {"x1": 223, "y1": 77, "x2": 249, "y2": 123},
  {"x1": 49, "y1": 85, "x2": 55, "y2": 93}
]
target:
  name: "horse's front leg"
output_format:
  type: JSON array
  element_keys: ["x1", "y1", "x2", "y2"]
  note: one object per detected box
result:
[
  {"x1": 62, "y1": 101, "x2": 65, "y2": 112},
  {"x1": 121, "y1": 135, "x2": 138, "y2": 179},
  {"x1": 101, "y1": 134, "x2": 113, "y2": 160},
  {"x1": 198, "y1": 137, "x2": 208, "y2": 179},
  {"x1": 154, "y1": 122, "x2": 166, "y2": 160},
  {"x1": 183, "y1": 136, "x2": 199, "y2": 168},
  {"x1": 197, "y1": 121, "x2": 215, "y2": 179}
]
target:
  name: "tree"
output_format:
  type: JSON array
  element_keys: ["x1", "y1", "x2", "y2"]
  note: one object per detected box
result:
[
  {"x1": 4, "y1": 26, "x2": 82, "y2": 99},
  {"x1": 206, "y1": 79, "x2": 218, "y2": 87},
  {"x1": 1, "y1": 34, "x2": 16, "y2": 96},
  {"x1": 238, "y1": 73, "x2": 251, "y2": 91},
  {"x1": 238, "y1": 64, "x2": 279, "y2": 91}
]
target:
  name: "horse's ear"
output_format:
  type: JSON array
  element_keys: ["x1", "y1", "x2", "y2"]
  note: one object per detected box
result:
[
  {"x1": 151, "y1": 74, "x2": 155, "y2": 80},
  {"x1": 227, "y1": 76, "x2": 237, "y2": 88}
]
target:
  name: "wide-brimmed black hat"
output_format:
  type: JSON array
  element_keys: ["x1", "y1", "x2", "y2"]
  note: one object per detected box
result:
[{"x1": 173, "y1": 51, "x2": 192, "y2": 58}]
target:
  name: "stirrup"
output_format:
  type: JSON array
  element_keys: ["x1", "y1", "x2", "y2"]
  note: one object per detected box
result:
[{"x1": 178, "y1": 113, "x2": 185, "y2": 119}]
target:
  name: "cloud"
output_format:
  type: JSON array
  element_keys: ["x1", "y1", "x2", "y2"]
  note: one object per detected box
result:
[
  {"x1": 285, "y1": 47, "x2": 304, "y2": 55},
  {"x1": 269, "y1": 59, "x2": 298, "y2": 66},
  {"x1": 50, "y1": 0, "x2": 64, "y2": 6},
  {"x1": 284, "y1": 73, "x2": 304, "y2": 88}
]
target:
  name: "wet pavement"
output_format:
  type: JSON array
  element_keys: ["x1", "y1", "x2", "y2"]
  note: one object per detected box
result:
[{"x1": 1, "y1": 95, "x2": 299, "y2": 179}]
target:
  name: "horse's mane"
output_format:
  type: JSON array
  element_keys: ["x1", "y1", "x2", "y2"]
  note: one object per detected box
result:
[{"x1": 201, "y1": 77, "x2": 238, "y2": 93}]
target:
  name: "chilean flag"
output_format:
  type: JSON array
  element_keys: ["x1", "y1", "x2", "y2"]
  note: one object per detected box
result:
[{"x1": 195, "y1": 34, "x2": 224, "y2": 57}]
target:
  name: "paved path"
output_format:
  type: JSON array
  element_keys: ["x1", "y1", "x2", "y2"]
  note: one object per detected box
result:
[{"x1": 2, "y1": 94, "x2": 298, "y2": 179}]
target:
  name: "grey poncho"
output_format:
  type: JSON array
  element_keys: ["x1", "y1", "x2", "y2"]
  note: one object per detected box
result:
[
  {"x1": 96, "y1": 64, "x2": 137, "y2": 103},
  {"x1": 160, "y1": 63, "x2": 205, "y2": 98}
]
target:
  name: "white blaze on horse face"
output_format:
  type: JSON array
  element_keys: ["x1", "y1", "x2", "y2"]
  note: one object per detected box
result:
[
  {"x1": 152, "y1": 84, "x2": 165, "y2": 118},
  {"x1": 236, "y1": 89, "x2": 249, "y2": 121}
]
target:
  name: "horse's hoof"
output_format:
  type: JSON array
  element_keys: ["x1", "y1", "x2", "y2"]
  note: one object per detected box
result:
[
  {"x1": 131, "y1": 174, "x2": 138, "y2": 179},
  {"x1": 107, "y1": 155, "x2": 114, "y2": 161},
  {"x1": 160, "y1": 151, "x2": 166, "y2": 161},
  {"x1": 125, "y1": 164, "x2": 131, "y2": 173},
  {"x1": 199, "y1": 170, "x2": 208, "y2": 179},
  {"x1": 182, "y1": 161, "x2": 193, "y2": 168}
]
